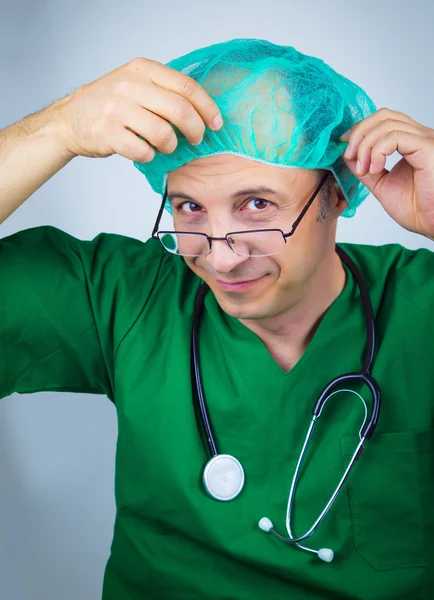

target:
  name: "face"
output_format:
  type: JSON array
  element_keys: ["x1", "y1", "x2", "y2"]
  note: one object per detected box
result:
[{"x1": 166, "y1": 155, "x2": 346, "y2": 321}]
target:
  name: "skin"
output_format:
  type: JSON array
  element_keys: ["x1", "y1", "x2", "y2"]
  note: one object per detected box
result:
[{"x1": 167, "y1": 155, "x2": 347, "y2": 371}]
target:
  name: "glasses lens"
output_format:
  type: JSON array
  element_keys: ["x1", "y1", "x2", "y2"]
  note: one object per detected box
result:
[
  {"x1": 228, "y1": 230, "x2": 286, "y2": 257},
  {"x1": 158, "y1": 232, "x2": 209, "y2": 256}
]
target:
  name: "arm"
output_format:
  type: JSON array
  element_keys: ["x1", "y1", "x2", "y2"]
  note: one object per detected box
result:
[
  {"x1": 0, "y1": 56, "x2": 220, "y2": 397},
  {"x1": 0, "y1": 98, "x2": 75, "y2": 224},
  {"x1": 0, "y1": 56, "x2": 223, "y2": 225},
  {"x1": 0, "y1": 225, "x2": 165, "y2": 403}
]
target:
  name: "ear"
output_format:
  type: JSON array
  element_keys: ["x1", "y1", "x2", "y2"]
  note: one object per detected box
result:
[{"x1": 329, "y1": 184, "x2": 348, "y2": 218}]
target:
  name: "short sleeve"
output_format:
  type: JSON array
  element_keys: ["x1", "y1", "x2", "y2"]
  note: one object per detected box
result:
[{"x1": 0, "y1": 225, "x2": 165, "y2": 403}]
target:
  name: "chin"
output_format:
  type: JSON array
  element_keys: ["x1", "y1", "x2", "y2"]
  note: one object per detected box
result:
[{"x1": 208, "y1": 284, "x2": 277, "y2": 320}]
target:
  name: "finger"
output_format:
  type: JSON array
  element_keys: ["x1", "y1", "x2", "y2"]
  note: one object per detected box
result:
[
  {"x1": 354, "y1": 120, "x2": 431, "y2": 175},
  {"x1": 147, "y1": 60, "x2": 223, "y2": 130},
  {"x1": 360, "y1": 130, "x2": 434, "y2": 177},
  {"x1": 135, "y1": 82, "x2": 207, "y2": 146},
  {"x1": 367, "y1": 148, "x2": 388, "y2": 175},
  {"x1": 341, "y1": 107, "x2": 426, "y2": 141},
  {"x1": 111, "y1": 127, "x2": 156, "y2": 163},
  {"x1": 344, "y1": 154, "x2": 389, "y2": 196},
  {"x1": 340, "y1": 107, "x2": 428, "y2": 153},
  {"x1": 121, "y1": 104, "x2": 178, "y2": 154}
]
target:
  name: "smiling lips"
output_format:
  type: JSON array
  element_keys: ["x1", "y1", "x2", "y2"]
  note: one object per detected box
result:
[{"x1": 214, "y1": 274, "x2": 267, "y2": 291}]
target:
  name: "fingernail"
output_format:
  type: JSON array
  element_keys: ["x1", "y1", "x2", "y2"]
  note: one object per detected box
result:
[
  {"x1": 340, "y1": 129, "x2": 351, "y2": 141},
  {"x1": 356, "y1": 160, "x2": 362, "y2": 173},
  {"x1": 344, "y1": 145, "x2": 353, "y2": 159},
  {"x1": 210, "y1": 114, "x2": 223, "y2": 130},
  {"x1": 192, "y1": 136, "x2": 203, "y2": 146}
]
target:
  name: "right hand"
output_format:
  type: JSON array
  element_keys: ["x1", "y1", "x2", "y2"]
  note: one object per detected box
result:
[{"x1": 55, "y1": 57, "x2": 223, "y2": 162}]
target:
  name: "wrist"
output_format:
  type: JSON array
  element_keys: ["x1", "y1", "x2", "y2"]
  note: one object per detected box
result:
[{"x1": 39, "y1": 94, "x2": 79, "y2": 162}]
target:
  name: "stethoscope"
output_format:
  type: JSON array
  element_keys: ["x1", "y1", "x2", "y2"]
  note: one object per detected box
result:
[{"x1": 190, "y1": 244, "x2": 381, "y2": 562}]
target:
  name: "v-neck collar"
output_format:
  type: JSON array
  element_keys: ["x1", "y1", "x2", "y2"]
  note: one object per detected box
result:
[{"x1": 204, "y1": 258, "x2": 358, "y2": 384}]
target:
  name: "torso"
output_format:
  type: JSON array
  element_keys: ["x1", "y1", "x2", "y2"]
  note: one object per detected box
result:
[{"x1": 102, "y1": 239, "x2": 434, "y2": 600}]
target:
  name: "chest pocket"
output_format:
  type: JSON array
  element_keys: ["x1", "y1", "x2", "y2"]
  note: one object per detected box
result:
[{"x1": 340, "y1": 428, "x2": 434, "y2": 571}]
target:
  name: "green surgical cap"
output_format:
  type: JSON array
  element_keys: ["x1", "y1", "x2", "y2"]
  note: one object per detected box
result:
[{"x1": 133, "y1": 38, "x2": 376, "y2": 218}]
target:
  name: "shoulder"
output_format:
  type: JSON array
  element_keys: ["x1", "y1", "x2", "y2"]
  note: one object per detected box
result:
[
  {"x1": 0, "y1": 224, "x2": 169, "y2": 285},
  {"x1": 339, "y1": 241, "x2": 434, "y2": 270},
  {"x1": 61, "y1": 226, "x2": 198, "y2": 300},
  {"x1": 339, "y1": 241, "x2": 434, "y2": 312},
  {"x1": 1, "y1": 223, "x2": 198, "y2": 317},
  {"x1": 75, "y1": 227, "x2": 201, "y2": 314}
]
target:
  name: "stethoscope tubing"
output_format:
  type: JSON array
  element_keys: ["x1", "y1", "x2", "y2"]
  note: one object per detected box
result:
[
  {"x1": 191, "y1": 244, "x2": 381, "y2": 458},
  {"x1": 191, "y1": 282, "x2": 218, "y2": 456}
]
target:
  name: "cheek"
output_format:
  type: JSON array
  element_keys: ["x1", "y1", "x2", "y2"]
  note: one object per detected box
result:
[
  {"x1": 183, "y1": 257, "x2": 199, "y2": 273},
  {"x1": 275, "y1": 241, "x2": 302, "y2": 275},
  {"x1": 272, "y1": 244, "x2": 317, "y2": 288},
  {"x1": 183, "y1": 257, "x2": 214, "y2": 280},
  {"x1": 279, "y1": 217, "x2": 332, "y2": 277}
]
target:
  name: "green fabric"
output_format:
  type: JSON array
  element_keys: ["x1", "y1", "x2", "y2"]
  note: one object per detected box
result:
[
  {"x1": 1, "y1": 225, "x2": 434, "y2": 599},
  {"x1": 133, "y1": 38, "x2": 377, "y2": 218}
]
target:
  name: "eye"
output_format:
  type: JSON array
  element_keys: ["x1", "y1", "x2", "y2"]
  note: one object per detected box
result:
[
  {"x1": 245, "y1": 198, "x2": 273, "y2": 211},
  {"x1": 178, "y1": 201, "x2": 202, "y2": 213}
]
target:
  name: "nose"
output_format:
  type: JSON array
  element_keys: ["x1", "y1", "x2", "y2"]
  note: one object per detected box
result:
[{"x1": 205, "y1": 237, "x2": 249, "y2": 274}]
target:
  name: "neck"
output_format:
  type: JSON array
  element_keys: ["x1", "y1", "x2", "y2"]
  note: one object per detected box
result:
[{"x1": 239, "y1": 251, "x2": 346, "y2": 372}]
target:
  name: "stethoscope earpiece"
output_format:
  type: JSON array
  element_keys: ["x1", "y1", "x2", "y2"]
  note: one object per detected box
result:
[
  {"x1": 318, "y1": 548, "x2": 334, "y2": 563},
  {"x1": 258, "y1": 518, "x2": 335, "y2": 562},
  {"x1": 258, "y1": 517, "x2": 274, "y2": 532}
]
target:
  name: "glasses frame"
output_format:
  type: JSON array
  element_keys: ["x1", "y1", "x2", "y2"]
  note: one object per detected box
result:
[{"x1": 151, "y1": 171, "x2": 332, "y2": 257}]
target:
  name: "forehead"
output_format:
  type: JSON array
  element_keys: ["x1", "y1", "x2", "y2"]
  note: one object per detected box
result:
[{"x1": 167, "y1": 155, "x2": 316, "y2": 194}]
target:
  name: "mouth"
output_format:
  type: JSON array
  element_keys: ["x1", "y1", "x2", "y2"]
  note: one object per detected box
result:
[{"x1": 214, "y1": 274, "x2": 267, "y2": 292}]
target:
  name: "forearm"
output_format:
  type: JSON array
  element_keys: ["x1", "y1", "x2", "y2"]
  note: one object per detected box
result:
[{"x1": 0, "y1": 96, "x2": 76, "y2": 225}]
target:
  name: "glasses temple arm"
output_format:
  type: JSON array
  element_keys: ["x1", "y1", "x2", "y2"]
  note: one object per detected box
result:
[
  {"x1": 285, "y1": 171, "x2": 331, "y2": 238},
  {"x1": 152, "y1": 186, "x2": 169, "y2": 238}
]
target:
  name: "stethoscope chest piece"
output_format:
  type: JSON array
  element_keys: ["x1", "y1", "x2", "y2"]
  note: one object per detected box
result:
[{"x1": 203, "y1": 454, "x2": 245, "y2": 501}]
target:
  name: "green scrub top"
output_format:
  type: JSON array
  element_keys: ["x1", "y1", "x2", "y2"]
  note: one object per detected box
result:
[{"x1": 1, "y1": 225, "x2": 434, "y2": 600}]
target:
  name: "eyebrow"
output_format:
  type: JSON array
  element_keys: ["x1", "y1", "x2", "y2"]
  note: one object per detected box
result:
[{"x1": 167, "y1": 186, "x2": 287, "y2": 202}]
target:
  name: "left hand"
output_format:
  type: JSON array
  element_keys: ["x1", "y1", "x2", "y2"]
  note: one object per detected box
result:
[{"x1": 340, "y1": 107, "x2": 434, "y2": 240}]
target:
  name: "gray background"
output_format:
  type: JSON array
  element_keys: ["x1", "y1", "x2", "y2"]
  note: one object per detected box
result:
[{"x1": 0, "y1": 0, "x2": 433, "y2": 598}]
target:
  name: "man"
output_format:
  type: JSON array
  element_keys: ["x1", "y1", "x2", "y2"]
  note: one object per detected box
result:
[{"x1": 1, "y1": 38, "x2": 434, "y2": 599}]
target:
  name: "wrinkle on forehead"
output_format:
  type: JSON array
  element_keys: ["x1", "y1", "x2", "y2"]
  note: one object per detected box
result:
[{"x1": 168, "y1": 155, "x2": 311, "y2": 196}]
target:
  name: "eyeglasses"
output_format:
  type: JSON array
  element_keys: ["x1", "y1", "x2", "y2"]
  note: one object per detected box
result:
[{"x1": 151, "y1": 171, "x2": 332, "y2": 258}]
